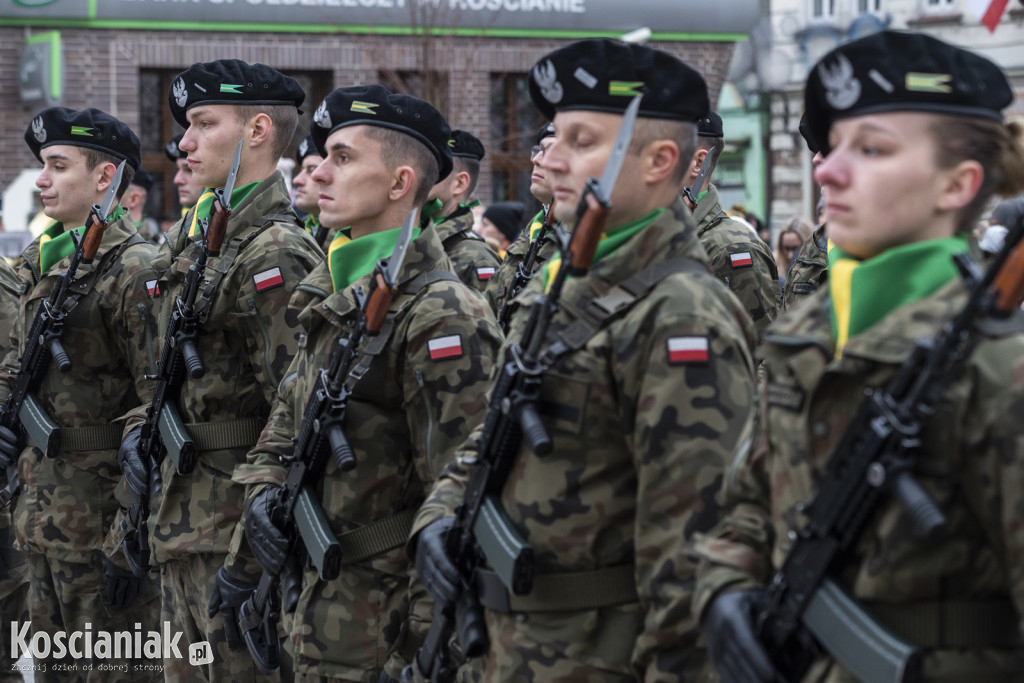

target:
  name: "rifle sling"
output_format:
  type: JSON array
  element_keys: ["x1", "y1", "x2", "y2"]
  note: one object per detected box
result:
[
  {"x1": 475, "y1": 564, "x2": 637, "y2": 613},
  {"x1": 553, "y1": 257, "x2": 710, "y2": 355},
  {"x1": 183, "y1": 417, "x2": 264, "y2": 451},
  {"x1": 865, "y1": 598, "x2": 1022, "y2": 649},
  {"x1": 342, "y1": 270, "x2": 459, "y2": 394},
  {"x1": 336, "y1": 508, "x2": 417, "y2": 565}
]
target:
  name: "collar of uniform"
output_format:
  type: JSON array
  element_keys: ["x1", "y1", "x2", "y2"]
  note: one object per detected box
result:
[
  {"x1": 315, "y1": 223, "x2": 449, "y2": 326},
  {"x1": 174, "y1": 170, "x2": 292, "y2": 266},
  {"x1": 577, "y1": 195, "x2": 707, "y2": 294},
  {"x1": 26, "y1": 209, "x2": 136, "y2": 284},
  {"x1": 691, "y1": 184, "x2": 725, "y2": 236},
  {"x1": 432, "y1": 204, "x2": 475, "y2": 242}
]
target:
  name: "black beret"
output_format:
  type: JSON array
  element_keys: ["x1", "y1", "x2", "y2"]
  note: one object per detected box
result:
[
  {"x1": 528, "y1": 38, "x2": 708, "y2": 123},
  {"x1": 798, "y1": 113, "x2": 820, "y2": 155},
  {"x1": 295, "y1": 135, "x2": 319, "y2": 164},
  {"x1": 483, "y1": 201, "x2": 527, "y2": 242},
  {"x1": 164, "y1": 133, "x2": 186, "y2": 162},
  {"x1": 805, "y1": 30, "x2": 1012, "y2": 154},
  {"x1": 698, "y1": 110, "x2": 724, "y2": 138},
  {"x1": 535, "y1": 122, "x2": 555, "y2": 146},
  {"x1": 25, "y1": 107, "x2": 141, "y2": 170},
  {"x1": 311, "y1": 84, "x2": 453, "y2": 183},
  {"x1": 169, "y1": 59, "x2": 305, "y2": 129},
  {"x1": 449, "y1": 129, "x2": 485, "y2": 160},
  {"x1": 131, "y1": 168, "x2": 154, "y2": 191}
]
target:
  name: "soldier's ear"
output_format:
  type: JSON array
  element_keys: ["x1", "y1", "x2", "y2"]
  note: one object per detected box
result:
[
  {"x1": 247, "y1": 112, "x2": 273, "y2": 147},
  {"x1": 644, "y1": 139, "x2": 681, "y2": 185},
  {"x1": 96, "y1": 161, "x2": 118, "y2": 195}
]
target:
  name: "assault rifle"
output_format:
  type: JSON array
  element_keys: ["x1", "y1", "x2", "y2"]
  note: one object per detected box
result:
[
  {"x1": 495, "y1": 199, "x2": 558, "y2": 334},
  {"x1": 0, "y1": 161, "x2": 127, "y2": 507},
  {"x1": 405, "y1": 95, "x2": 643, "y2": 683},
  {"x1": 238, "y1": 209, "x2": 419, "y2": 675},
  {"x1": 119, "y1": 140, "x2": 241, "y2": 576},
  {"x1": 755, "y1": 196, "x2": 1024, "y2": 683}
]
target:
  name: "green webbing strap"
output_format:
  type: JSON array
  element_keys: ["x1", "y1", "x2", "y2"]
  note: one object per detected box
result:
[
  {"x1": 184, "y1": 417, "x2": 264, "y2": 451},
  {"x1": 59, "y1": 423, "x2": 124, "y2": 452},
  {"x1": 337, "y1": 508, "x2": 417, "y2": 565},
  {"x1": 867, "y1": 599, "x2": 1022, "y2": 649},
  {"x1": 475, "y1": 564, "x2": 638, "y2": 613}
]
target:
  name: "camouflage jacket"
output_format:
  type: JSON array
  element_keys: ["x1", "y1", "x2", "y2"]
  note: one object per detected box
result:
[
  {"x1": 144, "y1": 171, "x2": 321, "y2": 563},
  {"x1": 484, "y1": 208, "x2": 559, "y2": 316},
  {"x1": 781, "y1": 223, "x2": 828, "y2": 311},
  {"x1": 693, "y1": 281, "x2": 1024, "y2": 681},
  {"x1": 416, "y1": 197, "x2": 758, "y2": 682},
  {"x1": 0, "y1": 257, "x2": 22, "y2": 576},
  {"x1": 432, "y1": 204, "x2": 501, "y2": 295},
  {"x1": 233, "y1": 226, "x2": 502, "y2": 680},
  {"x1": 0, "y1": 214, "x2": 159, "y2": 563},
  {"x1": 694, "y1": 185, "x2": 779, "y2": 335}
]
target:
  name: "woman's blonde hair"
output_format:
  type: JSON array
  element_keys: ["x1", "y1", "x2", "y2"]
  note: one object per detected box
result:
[{"x1": 775, "y1": 217, "x2": 814, "y2": 269}]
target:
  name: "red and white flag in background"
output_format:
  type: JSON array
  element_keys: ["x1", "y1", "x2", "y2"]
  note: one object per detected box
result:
[{"x1": 966, "y1": 0, "x2": 1010, "y2": 31}]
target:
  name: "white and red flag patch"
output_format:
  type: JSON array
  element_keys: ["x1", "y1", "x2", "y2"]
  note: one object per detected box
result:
[
  {"x1": 730, "y1": 252, "x2": 753, "y2": 268},
  {"x1": 253, "y1": 267, "x2": 284, "y2": 292},
  {"x1": 476, "y1": 266, "x2": 495, "y2": 280},
  {"x1": 667, "y1": 336, "x2": 709, "y2": 364},
  {"x1": 428, "y1": 334, "x2": 464, "y2": 361},
  {"x1": 146, "y1": 280, "x2": 160, "y2": 297}
]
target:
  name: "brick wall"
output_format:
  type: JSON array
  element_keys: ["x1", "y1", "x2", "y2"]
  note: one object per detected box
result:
[{"x1": 1, "y1": 27, "x2": 733, "y2": 213}]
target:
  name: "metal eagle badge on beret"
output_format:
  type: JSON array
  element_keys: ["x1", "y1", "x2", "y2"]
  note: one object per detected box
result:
[{"x1": 528, "y1": 38, "x2": 708, "y2": 123}]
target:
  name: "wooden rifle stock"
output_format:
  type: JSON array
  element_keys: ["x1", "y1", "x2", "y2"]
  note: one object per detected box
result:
[
  {"x1": 992, "y1": 222, "x2": 1024, "y2": 313},
  {"x1": 80, "y1": 206, "x2": 110, "y2": 263},
  {"x1": 568, "y1": 193, "x2": 607, "y2": 273},
  {"x1": 364, "y1": 272, "x2": 395, "y2": 335},
  {"x1": 207, "y1": 197, "x2": 230, "y2": 256}
]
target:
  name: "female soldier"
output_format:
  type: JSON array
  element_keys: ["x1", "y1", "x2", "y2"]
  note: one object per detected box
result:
[{"x1": 695, "y1": 30, "x2": 1024, "y2": 683}]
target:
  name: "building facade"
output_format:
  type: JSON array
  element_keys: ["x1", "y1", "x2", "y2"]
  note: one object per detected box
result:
[{"x1": 1, "y1": 0, "x2": 760, "y2": 234}]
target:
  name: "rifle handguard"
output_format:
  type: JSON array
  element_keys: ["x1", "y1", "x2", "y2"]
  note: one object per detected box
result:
[
  {"x1": 80, "y1": 207, "x2": 106, "y2": 264},
  {"x1": 207, "y1": 196, "x2": 229, "y2": 257}
]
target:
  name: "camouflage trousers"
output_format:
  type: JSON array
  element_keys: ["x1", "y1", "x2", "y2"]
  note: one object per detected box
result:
[
  {"x1": 1, "y1": 551, "x2": 29, "y2": 683},
  {"x1": 159, "y1": 553, "x2": 289, "y2": 682},
  {"x1": 24, "y1": 552, "x2": 161, "y2": 683}
]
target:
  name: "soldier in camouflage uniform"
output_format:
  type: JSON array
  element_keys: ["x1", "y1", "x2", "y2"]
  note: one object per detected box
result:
[
  {"x1": 114, "y1": 60, "x2": 321, "y2": 682},
  {"x1": 237, "y1": 85, "x2": 502, "y2": 683},
  {"x1": 166, "y1": 133, "x2": 204, "y2": 211},
  {"x1": 412, "y1": 39, "x2": 758, "y2": 682},
  {"x1": 695, "y1": 32, "x2": 1024, "y2": 683},
  {"x1": 781, "y1": 114, "x2": 827, "y2": 310},
  {"x1": 292, "y1": 134, "x2": 334, "y2": 250},
  {"x1": 684, "y1": 111, "x2": 779, "y2": 334},
  {"x1": 0, "y1": 256, "x2": 28, "y2": 683},
  {"x1": 423, "y1": 129, "x2": 501, "y2": 295},
  {"x1": 485, "y1": 123, "x2": 560, "y2": 327},
  {"x1": 0, "y1": 107, "x2": 161, "y2": 682}
]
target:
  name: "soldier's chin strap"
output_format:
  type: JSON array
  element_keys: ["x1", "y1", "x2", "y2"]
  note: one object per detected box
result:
[{"x1": 683, "y1": 143, "x2": 720, "y2": 208}]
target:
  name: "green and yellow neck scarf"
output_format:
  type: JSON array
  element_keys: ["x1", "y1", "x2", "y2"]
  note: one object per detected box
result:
[
  {"x1": 326, "y1": 224, "x2": 422, "y2": 293},
  {"x1": 187, "y1": 181, "x2": 259, "y2": 239},
  {"x1": 38, "y1": 205, "x2": 126, "y2": 274},
  {"x1": 828, "y1": 236, "x2": 968, "y2": 356},
  {"x1": 542, "y1": 208, "x2": 663, "y2": 292}
]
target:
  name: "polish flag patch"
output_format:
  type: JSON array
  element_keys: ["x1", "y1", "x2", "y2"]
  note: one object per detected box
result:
[
  {"x1": 667, "y1": 336, "x2": 709, "y2": 364},
  {"x1": 428, "y1": 334, "x2": 464, "y2": 361},
  {"x1": 730, "y1": 252, "x2": 753, "y2": 268},
  {"x1": 253, "y1": 267, "x2": 284, "y2": 292},
  {"x1": 145, "y1": 280, "x2": 160, "y2": 297},
  {"x1": 476, "y1": 266, "x2": 495, "y2": 280}
]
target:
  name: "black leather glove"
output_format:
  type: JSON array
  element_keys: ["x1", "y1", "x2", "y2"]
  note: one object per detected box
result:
[
  {"x1": 413, "y1": 516, "x2": 462, "y2": 607},
  {"x1": 101, "y1": 555, "x2": 142, "y2": 610},
  {"x1": 378, "y1": 670, "x2": 399, "y2": 683},
  {"x1": 0, "y1": 425, "x2": 20, "y2": 469},
  {"x1": 208, "y1": 566, "x2": 256, "y2": 651},
  {"x1": 117, "y1": 427, "x2": 149, "y2": 498},
  {"x1": 704, "y1": 589, "x2": 778, "y2": 683},
  {"x1": 244, "y1": 486, "x2": 289, "y2": 577}
]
